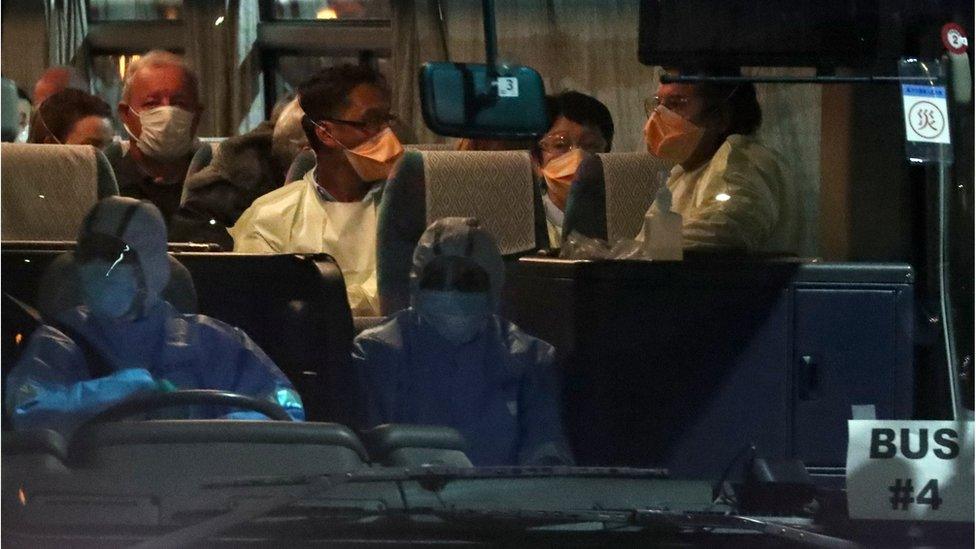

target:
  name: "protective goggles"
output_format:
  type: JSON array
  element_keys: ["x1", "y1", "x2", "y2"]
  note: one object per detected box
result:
[{"x1": 76, "y1": 232, "x2": 140, "y2": 277}]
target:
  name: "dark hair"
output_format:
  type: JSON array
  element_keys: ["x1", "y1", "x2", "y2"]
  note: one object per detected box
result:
[
  {"x1": 418, "y1": 256, "x2": 491, "y2": 293},
  {"x1": 677, "y1": 67, "x2": 762, "y2": 136},
  {"x1": 27, "y1": 88, "x2": 111, "y2": 144},
  {"x1": 297, "y1": 64, "x2": 389, "y2": 152},
  {"x1": 546, "y1": 91, "x2": 614, "y2": 150}
]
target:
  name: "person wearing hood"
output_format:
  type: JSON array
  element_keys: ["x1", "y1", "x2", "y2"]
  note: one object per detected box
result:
[
  {"x1": 104, "y1": 50, "x2": 204, "y2": 224},
  {"x1": 230, "y1": 64, "x2": 404, "y2": 316},
  {"x1": 169, "y1": 96, "x2": 308, "y2": 248},
  {"x1": 352, "y1": 218, "x2": 573, "y2": 466},
  {"x1": 643, "y1": 68, "x2": 801, "y2": 254},
  {"x1": 535, "y1": 91, "x2": 613, "y2": 248},
  {"x1": 4, "y1": 197, "x2": 304, "y2": 437}
]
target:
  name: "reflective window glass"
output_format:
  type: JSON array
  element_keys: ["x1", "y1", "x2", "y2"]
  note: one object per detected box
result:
[
  {"x1": 271, "y1": 0, "x2": 390, "y2": 20},
  {"x1": 87, "y1": 0, "x2": 182, "y2": 21},
  {"x1": 272, "y1": 55, "x2": 390, "y2": 101}
]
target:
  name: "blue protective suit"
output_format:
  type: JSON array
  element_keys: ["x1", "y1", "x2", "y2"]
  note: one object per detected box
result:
[
  {"x1": 6, "y1": 300, "x2": 305, "y2": 436},
  {"x1": 353, "y1": 304, "x2": 573, "y2": 466}
]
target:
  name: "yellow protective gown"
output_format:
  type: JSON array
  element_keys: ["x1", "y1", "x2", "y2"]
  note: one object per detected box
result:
[
  {"x1": 666, "y1": 134, "x2": 802, "y2": 254},
  {"x1": 230, "y1": 168, "x2": 382, "y2": 315}
]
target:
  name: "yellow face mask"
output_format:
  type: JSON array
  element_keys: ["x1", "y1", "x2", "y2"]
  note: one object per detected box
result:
[
  {"x1": 315, "y1": 122, "x2": 405, "y2": 182},
  {"x1": 540, "y1": 148, "x2": 585, "y2": 211},
  {"x1": 644, "y1": 105, "x2": 705, "y2": 164},
  {"x1": 340, "y1": 127, "x2": 404, "y2": 181}
]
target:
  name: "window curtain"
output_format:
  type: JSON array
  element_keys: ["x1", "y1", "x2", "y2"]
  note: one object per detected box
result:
[
  {"x1": 44, "y1": 0, "x2": 91, "y2": 90},
  {"x1": 392, "y1": 0, "x2": 820, "y2": 254},
  {"x1": 184, "y1": 0, "x2": 264, "y2": 137}
]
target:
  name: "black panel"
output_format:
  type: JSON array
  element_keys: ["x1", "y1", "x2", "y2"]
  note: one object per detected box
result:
[{"x1": 638, "y1": 0, "x2": 965, "y2": 69}]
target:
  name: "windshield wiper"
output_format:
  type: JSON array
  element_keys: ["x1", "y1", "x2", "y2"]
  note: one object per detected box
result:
[
  {"x1": 427, "y1": 507, "x2": 860, "y2": 548},
  {"x1": 199, "y1": 465, "x2": 671, "y2": 489},
  {"x1": 131, "y1": 467, "x2": 681, "y2": 549}
]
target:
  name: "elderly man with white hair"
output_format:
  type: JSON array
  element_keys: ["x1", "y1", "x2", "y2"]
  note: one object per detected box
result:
[
  {"x1": 168, "y1": 95, "x2": 308, "y2": 248},
  {"x1": 104, "y1": 49, "x2": 204, "y2": 223}
]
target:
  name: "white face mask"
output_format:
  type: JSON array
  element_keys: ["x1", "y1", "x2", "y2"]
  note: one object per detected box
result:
[{"x1": 125, "y1": 105, "x2": 196, "y2": 161}]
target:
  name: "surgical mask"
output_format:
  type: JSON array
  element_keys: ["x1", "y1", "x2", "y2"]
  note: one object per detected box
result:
[
  {"x1": 78, "y1": 262, "x2": 139, "y2": 320},
  {"x1": 644, "y1": 106, "x2": 705, "y2": 164},
  {"x1": 125, "y1": 105, "x2": 196, "y2": 160},
  {"x1": 414, "y1": 290, "x2": 490, "y2": 345},
  {"x1": 316, "y1": 123, "x2": 404, "y2": 182},
  {"x1": 540, "y1": 148, "x2": 585, "y2": 211}
]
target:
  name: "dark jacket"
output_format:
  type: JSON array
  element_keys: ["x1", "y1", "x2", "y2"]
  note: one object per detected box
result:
[{"x1": 169, "y1": 121, "x2": 288, "y2": 248}]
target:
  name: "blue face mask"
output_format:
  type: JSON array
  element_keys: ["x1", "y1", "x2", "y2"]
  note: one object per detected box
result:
[
  {"x1": 414, "y1": 290, "x2": 490, "y2": 345},
  {"x1": 78, "y1": 262, "x2": 139, "y2": 320}
]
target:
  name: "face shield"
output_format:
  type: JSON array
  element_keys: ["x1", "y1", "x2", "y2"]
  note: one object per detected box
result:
[
  {"x1": 409, "y1": 218, "x2": 504, "y2": 345},
  {"x1": 75, "y1": 198, "x2": 168, "y2": 321}
]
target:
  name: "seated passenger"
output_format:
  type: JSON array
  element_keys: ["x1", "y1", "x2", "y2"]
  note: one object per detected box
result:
[
  {"x1": 353, "y1": 217, "x2": 573, "y2": 466},
  {"x1": 104, "y1": 50, "x2": 205, "y2": 224},
  {"x1": 27, "y1": 88, "x2": 115, "y2": 150},
  {"x1": 535, "y1": 91, "x2": 614, "y2": 247},
  {"x1": 13, "y1": 85, "x2": 33, "y2": 142},
  {"x1": 33, "y1": 65, "x2": 89, "y2": 106},
  {"x1": 644, "y1": 68, "x2": 800, "y2": 254},
  {"x1": 169, "y1": 96, "x2": 308, "y2": 248},
  {"x1": 4, "y1": 197, "x2": 304, "y2": 436},
  {"x1": 230, "y1": 64, "x2": 403, "y2": 316}
]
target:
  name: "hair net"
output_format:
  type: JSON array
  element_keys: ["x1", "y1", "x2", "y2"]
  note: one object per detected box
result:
[
  {"x1": 410, "y1": 218, "x2": 505, "y2": 308},
  {"x1": 77, "y1": 197, "x2": 170, "y2": 310}
]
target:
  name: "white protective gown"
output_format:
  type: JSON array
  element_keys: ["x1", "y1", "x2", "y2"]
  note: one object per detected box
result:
[
  {"x1": 230, "y1": 168, "x2": 382, "y2": 316},
  {"x1": 665, "y1": 134, "x2": 802, "y2": 254}
]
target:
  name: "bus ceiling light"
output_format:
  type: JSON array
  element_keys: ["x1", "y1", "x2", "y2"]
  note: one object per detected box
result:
[
  {"x1": 316, "y1": 7, "x2": 338, "y2": 20},
  {"x1": 715, "y1": 193, "x2": 731, "y2": 202},
  {"x1": 214, "y1": 15, "x2": 224, "y2": 26}
]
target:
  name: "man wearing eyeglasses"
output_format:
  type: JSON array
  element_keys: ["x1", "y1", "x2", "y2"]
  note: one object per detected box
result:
[
  {"x1": 534, "y1": 91, "x2": 614, "y2": 248},
  {"x1": 231, "y1": 64, "x2": 404, "y2": 316},
  {"x1": 642, "y1": 68, "x2": 801, "y2": 254}
]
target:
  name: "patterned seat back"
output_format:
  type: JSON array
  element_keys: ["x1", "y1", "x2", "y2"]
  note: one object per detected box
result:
[
  {"x1": 1, "y1": 143, "x2": 119, "y2": 242},
  {"x1": 599, "y1": 152, "x2": 672, "y2": 241},
  {"x1": 423, "y1": 150, "x2": 537, "y2": 255}
]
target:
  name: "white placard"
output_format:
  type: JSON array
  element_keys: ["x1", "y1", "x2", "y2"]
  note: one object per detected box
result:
[
  {"x1": 901, "y1": 85, "x2": 951, "y2": 145},
  {"x1": 847, "y1": 420, "x2": 974, "y2": 521},
  {"x1": 496, "y1": 77, "x2": 519, "y2": 97}
]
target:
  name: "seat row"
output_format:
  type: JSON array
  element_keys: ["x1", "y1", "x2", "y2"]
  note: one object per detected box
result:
[{"x1": 1, "y1": 142, "x2": 672, "y2": 315}]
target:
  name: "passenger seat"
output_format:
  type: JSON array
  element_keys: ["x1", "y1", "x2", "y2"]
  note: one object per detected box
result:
[
  {"x1": 1, "y1": 144, "x2": 119, "y2": 241},
  {"x1": 564, "y1": 152, "x2": 672, "y2": 242},
  {"x1": 377, "y1": 150, "x2": 540, "y2": 314}
]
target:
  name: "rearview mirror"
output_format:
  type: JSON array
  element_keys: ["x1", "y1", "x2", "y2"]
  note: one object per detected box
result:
[{"x1": 419, "y1": 62, "x2": 549, "y2": 140}]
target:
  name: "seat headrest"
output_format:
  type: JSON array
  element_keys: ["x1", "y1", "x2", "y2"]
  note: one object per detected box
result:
[{"x1": 422, "y1": 150, "x2": 537, "y2": 255}]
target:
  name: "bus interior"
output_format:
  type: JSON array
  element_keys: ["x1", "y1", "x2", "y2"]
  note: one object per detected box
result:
[{"x1": 0, "y1": 0, "x2": 973, "y2": 546}]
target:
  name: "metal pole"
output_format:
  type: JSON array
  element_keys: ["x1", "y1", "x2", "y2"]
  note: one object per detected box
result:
[
  {"x1": 937, "y1": 131, "x2": 961, "y2": 420},
  {"x1": 482, "y1": 0, "x2": 498, "y2": 71}
]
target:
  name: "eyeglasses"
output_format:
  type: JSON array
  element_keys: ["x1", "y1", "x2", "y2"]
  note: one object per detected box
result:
[
  {"x1": 537, "y1": 133, "x2": 606, "y2": 155},
  {"x1": 322, "y1": 113, "x2": 399, "y2": 133},
  {"x1": 643, "y1": 95, "x2": 692, "y2": 117}
]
